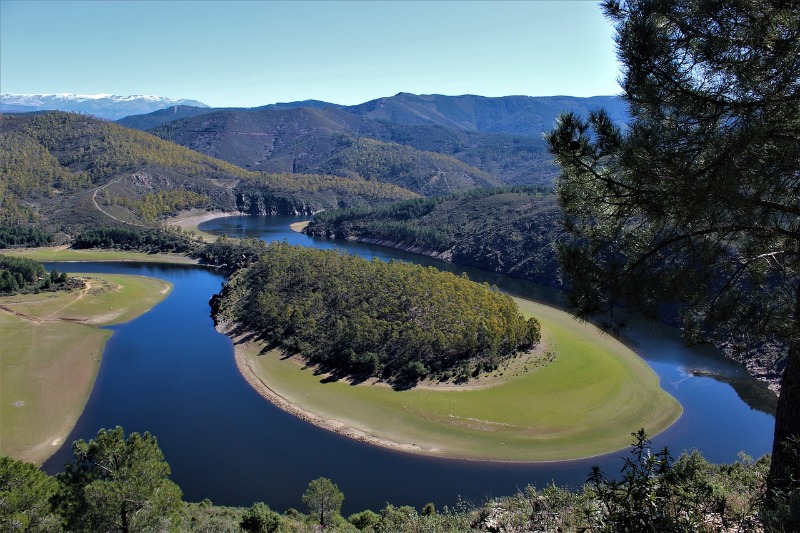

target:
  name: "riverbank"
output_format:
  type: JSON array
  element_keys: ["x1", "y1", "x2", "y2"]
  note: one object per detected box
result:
[
  {"x1": 167, "y1": 209, "x2": 242, "y2": 242},
  {"x1": 0, "y1": 245, "x2": 199, "y2": 265},
  {"x1": 221, "y1": 293, "x2": 682, "y2": 462},
  {"x1": 0, "y1": 274, "x2": 172, "y2": 464}
]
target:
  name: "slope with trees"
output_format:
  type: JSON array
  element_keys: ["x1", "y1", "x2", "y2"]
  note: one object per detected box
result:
[
  {"x1": 306, "y1": 187, "x2": 563, "y2": 287},
  {"x1": 345, "y1": 92, "x2": 629, "y2": 137},
  {"x1": 150, "y1": 107, "x2": 502, "y2": 196},
  {"x1": 0, "y1": 111, "x2": 417, "y2": 238},
  {"x1": 547, "y1": 0, "x2": 799, "y2": 517},
  {"x1": 143, "y1": 99, "x2": 627, "y2": 188}
]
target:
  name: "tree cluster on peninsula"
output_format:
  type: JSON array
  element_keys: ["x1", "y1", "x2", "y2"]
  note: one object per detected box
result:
[{"x1": 212, "y1": 242, "x2": 540, "y2": 386}]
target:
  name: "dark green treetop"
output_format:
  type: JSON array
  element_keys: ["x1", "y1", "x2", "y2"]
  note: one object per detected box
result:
[
  {"x1": 302, "y1": 477, "x2": 344, "y2": 528},
  {"x1": 52, "y1": 427, "x2": 182, "y2": 533},
  {"x1": 546, "y1": 0, "x2": 799, "y2": 515}
]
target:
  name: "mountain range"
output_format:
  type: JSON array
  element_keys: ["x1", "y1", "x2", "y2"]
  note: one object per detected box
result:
[
  {"x1": 120, "y1": 93, "x2": 627, "y2": 188},
  {"x1": 0, "y1": 94, "x2": 210, "y2": 120},
  {"x1": 0, "y1": 92, "x2": 629, "y2": 233}
]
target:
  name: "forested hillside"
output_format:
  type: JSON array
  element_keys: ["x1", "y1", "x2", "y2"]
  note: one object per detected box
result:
[
  {"x1": 306, "y1": 187, "x2": 563, "y2": 287},
  {"x1": 212, "y1": 242, "x2": 540, "y2": 386},
  {"x1": 133, "y1": 94, "x2": 629, "y2": 188},
  {"x1": 149, "y1": 107, "x2": 503, "y2": 195},
  {"x1": 0, "y1": 111, "x2": 417, "y2": 236}
]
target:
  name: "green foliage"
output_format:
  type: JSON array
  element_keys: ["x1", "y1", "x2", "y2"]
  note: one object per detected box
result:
[
  {"x1": 0, "y1": 225, "x2": 54, "y2": 248},
  {"x1": 178, "y1": 499, "x2": 245, "y2": 532},
  {"x1": 53, "y1": 426, "x2": 182, "y2": 533},
  {"x1": 587, "y1": 429, "x2": 719, "y2": 532},
  {"x1": 0, "y1": 456, "x2": 61, "y2": 533},
  {"x1": 194, "y1": 236, "x2": 269, "y2": 272},
  {"x1": 348, "y1": 509, "x2": 380, "y2": 530},
  {"x1": 302, "y1": 477, "x2": 344, "y2": 527},
  {"x1": 240, "y1": 502, "x2": 283, "y2": 533},
  {"x1": 73, "y1": 226, "x2": 196, "y2": 254},
  {"x1": 307, "y1": 186, "x2": 563, "y2": 286},
  {"x1": 213, "y1": 242, "x2": 540, "y2": 385},
  {"x1": 0, "y1": 254, "x2": 74, "y2": 295},
  {"x1": 548, "y1": 0, "x2": 800, "y2": 512}
]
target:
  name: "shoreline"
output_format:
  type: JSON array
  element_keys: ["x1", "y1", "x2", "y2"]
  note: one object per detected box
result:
[
  {"x1": 226, "y1": 327, "x2": 432, "y2": 456},
  {"x1": 1, "y1": 275, "x2": 172, "y2": 465},
  {"x1": 222, "y1": 323, "x2": 678, "y2": 463},
  {"x1": 167, "y1": 209, "x2": 242, "y2": 242},
  {"x1": 167, "y1": 209, "x2": 242, "y2": 229}
]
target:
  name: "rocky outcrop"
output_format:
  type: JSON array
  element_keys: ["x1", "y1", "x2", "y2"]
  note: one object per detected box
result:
[
  {"x1": 234, "y1": 191, "x2": 315, "y2": 216},
  {"x1": 346, "y1": 236, "x2": 454, "y2": 262}
]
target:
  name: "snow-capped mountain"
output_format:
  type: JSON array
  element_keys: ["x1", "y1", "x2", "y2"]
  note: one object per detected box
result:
[{"x1": 0, "y1": 93, "x2": 209, "y2": 120}]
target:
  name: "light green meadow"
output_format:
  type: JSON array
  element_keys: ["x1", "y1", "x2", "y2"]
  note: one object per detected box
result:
[
  {"x1": 0, "y1": 274, "x2": 171, "y2": 464},
  {"x1": 238, "y1": 296, "x2": 682, "y2": 461}
]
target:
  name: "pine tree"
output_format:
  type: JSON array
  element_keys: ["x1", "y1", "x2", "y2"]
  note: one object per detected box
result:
[{"x1": 547, "y1": 0, "x2": 799, "y2": 517}]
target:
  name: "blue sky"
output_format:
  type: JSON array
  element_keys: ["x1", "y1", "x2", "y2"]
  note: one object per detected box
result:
[{"x1": 0, "y1": 0, "x2": 621, "y2": 107}]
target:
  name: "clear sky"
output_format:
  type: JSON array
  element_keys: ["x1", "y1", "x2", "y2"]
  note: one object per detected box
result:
[{"x1": 0, "y1": 0, "x2": 621, "y2": 108}]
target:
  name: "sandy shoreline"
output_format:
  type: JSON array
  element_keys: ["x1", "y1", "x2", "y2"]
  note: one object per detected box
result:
[
  {"x1": 168, "y1": 209, "x2": 242, "y2": 229},
  {"x1": 225, "y1": 326, "x2": 434, "y2": 456}
]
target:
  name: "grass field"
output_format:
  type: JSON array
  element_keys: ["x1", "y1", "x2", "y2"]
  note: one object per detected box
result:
[
  {"x1": 238, "y1": 296, "x2": 682, "y2": 461},
  {"x1": 0, "y1": 245, "x2": 198, "y2": 264},
  {"x1": 0, "y1": 274, "x2": 172, "y2": 464}
]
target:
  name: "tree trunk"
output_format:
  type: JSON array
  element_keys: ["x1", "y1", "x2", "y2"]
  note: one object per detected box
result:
[
  {"x1": 121, "y1": 500, "x2": 129, "y2": 533},
  {"x1": 768, "y1": 283, "x2": 800, "y2": 494}
]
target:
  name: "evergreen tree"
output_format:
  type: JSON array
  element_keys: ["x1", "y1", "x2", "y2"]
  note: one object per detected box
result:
[
  {"x1": 0, "y1": 457, "x2": 61, "y2": 532},
  {"x1": 53, "y1": 427, "x2": 182, "y2": 533},
  {"x1": 302, "y1": 477, "x2": 344, "y2": 528},
  {"x1": 546, "y1": 0, "x2": 799, "y2": 519}
]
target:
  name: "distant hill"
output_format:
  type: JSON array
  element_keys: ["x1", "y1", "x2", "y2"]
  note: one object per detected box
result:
[
  {"x1": 150, "y1": 107, "x2": 501, "y2": 196},
  {"x1": 0, "y1": 111, "x2": 417, "y2": 234},
  {"x1": 117, "y1": 105, "x2": 216, "y2": 130},
  {"x1": 115, "y1": 100, "x2": 343, "y2": 130},
  {"x1": 0, "y1": 94, "x2": 210, "y2": 120},
  {"x1": 127, "y1": 93, "x2": 627, "y2": 187},
  {"x1": 256, "y1": 99, "x2": 343, "y2": 111},
  {"x1": 344, "y1": 93, "x2": 629, "y2": 137},
  {"x1": 305, "y1": 187, "x2": 563, "y2": 287}
]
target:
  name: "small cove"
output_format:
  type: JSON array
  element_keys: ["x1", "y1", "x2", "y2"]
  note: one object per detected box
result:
[{"x1": 42, "y1": 215, "x2": 776, "y2": 513}]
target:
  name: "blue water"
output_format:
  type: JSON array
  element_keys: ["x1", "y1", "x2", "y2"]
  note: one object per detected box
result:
[{"x1": 41, "y1": 216, "x2": 776, "y2": 513}]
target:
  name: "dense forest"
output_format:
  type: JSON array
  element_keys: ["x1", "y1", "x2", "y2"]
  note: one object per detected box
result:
[
  {"x1": 306, "y1": 187, "x2": 563, "y2": 287},
  {"x1": 211, "y1": 242, "x2": 540, "y2": 385},
  {"x1": 72, "y1": 226, "x2": 197, "y2": 254},
  {"x1": 0, "y1": 225, "x2": 53, "y2": 248},
  {"x1": 0, "y1": 255, "x2": 76, "y2": 294},
  {"x1": 1, "y1": 427, "x2": 793, "y2": 532}
]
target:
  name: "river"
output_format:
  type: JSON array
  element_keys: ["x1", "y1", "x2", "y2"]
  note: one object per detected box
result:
[{"x1": 42, "y1": 215, "x2": 776, "y2": 513}]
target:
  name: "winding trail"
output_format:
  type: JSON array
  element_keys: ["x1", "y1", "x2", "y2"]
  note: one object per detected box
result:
[
  {"x1": 91, "y1": 176, "x2": 147, "y2": 228},
  {"x1": 0, "y1": 281, "x2": 93, "y2": 325}
]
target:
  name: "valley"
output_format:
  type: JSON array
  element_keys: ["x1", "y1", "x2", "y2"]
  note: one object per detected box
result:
[
  {"x1": 2, "y1": 217, "x2": 772, "y2": 513},
  {"x1": 0, "y1": 89, "x2": 785, "y2": 519}
]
